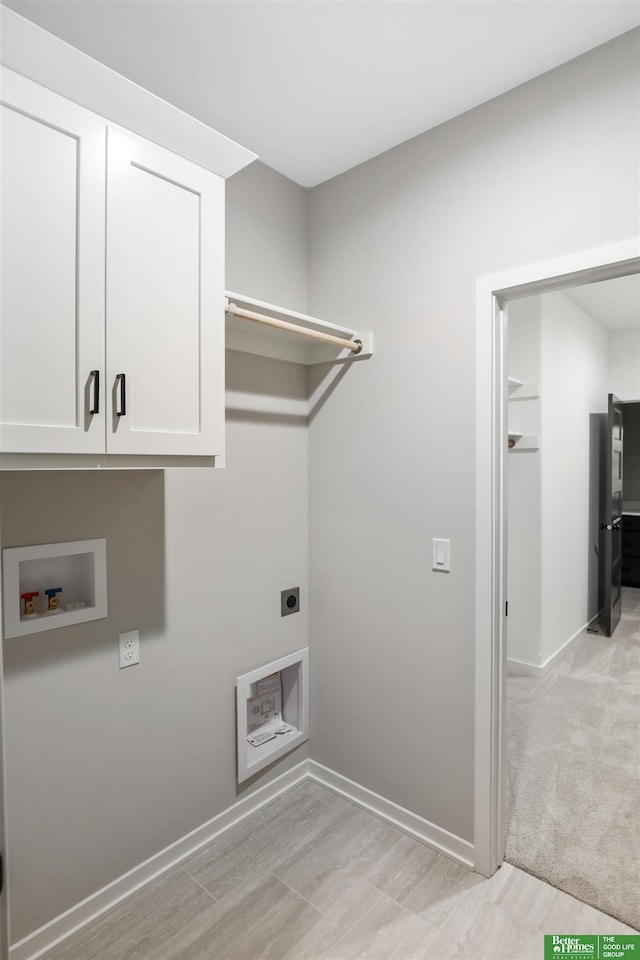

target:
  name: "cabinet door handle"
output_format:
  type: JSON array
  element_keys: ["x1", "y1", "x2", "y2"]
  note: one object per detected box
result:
[
  {"x1": 89, "y1": 370, "x2": 100, "y2": 415},
  {"x1": 116, "y1": 374, "x2": 126, "y2": 417}
]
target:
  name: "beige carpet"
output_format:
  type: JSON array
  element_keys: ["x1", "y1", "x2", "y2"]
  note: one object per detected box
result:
[{"x1": 505, "y1": 591, "x2": 640, "y2": 930}]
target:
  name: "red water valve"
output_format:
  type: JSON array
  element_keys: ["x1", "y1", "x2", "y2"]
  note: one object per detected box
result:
[{"x1": 20, "y1": 591, "x2": 39, "y2": 616}]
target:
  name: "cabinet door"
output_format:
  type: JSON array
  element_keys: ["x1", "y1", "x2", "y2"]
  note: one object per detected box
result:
[
  {"x1": 0, "y1": 69, "x2": 106, "y2": 454},
  {"x1": 106, "y1": 129, "x2": 224, "y2": 456}
]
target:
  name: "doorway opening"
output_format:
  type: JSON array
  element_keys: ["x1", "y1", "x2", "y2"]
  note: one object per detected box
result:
[
  {"x1": 503, "y1": 274, "x2": 639, "y2": 927},
  {"x1": 506, "y1": 273, "x2": 640, "y2": 670},
  {"x1": 473, "y1": 238, "x2": 640, "y2": 886}
]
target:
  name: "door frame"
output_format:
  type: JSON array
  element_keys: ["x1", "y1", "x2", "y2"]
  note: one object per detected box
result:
[
  {"x1": 604, "y1": 394, "x2": 625, "y2": 638},
  {"x1": 0, "y1": 509, "x2": 9, "y2": 960},
  {"x1": 473, "y1": 237, "x2": 640, "y2": 878}
]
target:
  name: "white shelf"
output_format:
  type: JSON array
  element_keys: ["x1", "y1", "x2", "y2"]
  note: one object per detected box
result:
[
  {"x1": 236, "y1": 647, "x2": 309, "y2": 783},
  {"x1": 2, "y1": 538, "x2": 108, "y2": 637},
  {"x1": 508, "y1": 381, "x2": 540, "y2": 401},
  {"x1": 508, "y1": 376, "x2": 540, "y2": 451},
  {"x1": 509, "y1": 434, "x2": 540, "y2": 452},
  {"x1": 225, "y1": 291, "x2": 373, "y2": 365}
]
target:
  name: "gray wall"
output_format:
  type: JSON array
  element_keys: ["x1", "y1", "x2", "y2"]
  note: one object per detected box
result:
[
  {"x1": 307, "y1": 30, "x2": 640, "y2": 843},
  {"x1": 226, "y1": 161, "x2": 309, "y2": 313},
  {"x1": 1, "y1": 161, "x2": 310, "y2": 942}
]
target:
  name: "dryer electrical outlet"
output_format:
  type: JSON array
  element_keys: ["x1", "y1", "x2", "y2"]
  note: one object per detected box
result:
[{"x1": 281, "y1": 587, "x2": 300, "y2": 616}]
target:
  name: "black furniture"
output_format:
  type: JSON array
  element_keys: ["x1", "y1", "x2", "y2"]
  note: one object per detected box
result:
[{"x1": 621, "y1": 515, "x2": 640, "y2": 587}]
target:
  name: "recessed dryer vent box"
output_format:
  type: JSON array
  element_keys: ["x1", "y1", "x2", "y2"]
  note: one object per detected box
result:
[
  {"x1": 236, "y1": 647, "x2": 309, "y2": 783},
  {"x1": 2, "y1": 538, "x2": 108, "y2": 638}
]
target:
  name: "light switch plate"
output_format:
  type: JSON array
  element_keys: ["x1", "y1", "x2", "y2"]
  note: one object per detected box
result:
[{"x1": 432, "y1": 538, "x2": 451, "y2": 573}]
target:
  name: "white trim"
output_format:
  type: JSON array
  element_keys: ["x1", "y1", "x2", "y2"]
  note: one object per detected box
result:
[
  {"x1": 0, "y1": 520, "x2": 10, "y2": 958},
  {"x1": 0, "y1": 7, "x2": 256, "y2": 179},
  {"x1": 507, "y1": 620, "x2": 587, "y2": 678},
  {"x1": 2, "y1": 539, "x2": 108, "y2": 639},
  {"x1": 10, "y1": 762, "x2": 310, "y2": 960},
  {"x1": 506, "y1": 657, "x2": 546, "y2": 679},
  {"x1": 307, "y1": 761, "x2": 474, "y2": 870},
  {"x1": 0, "y1": 454, "x2": 218, "y2": 471},
  {"x1": 474, "y1": 285, "x2": 506, "y2": 878},
  {"x1": 474, "y1": 238, "x2": 640, "y2": 880},
  {"x1": 236, "y1": 648, "x2": 309, "y2": 783}
]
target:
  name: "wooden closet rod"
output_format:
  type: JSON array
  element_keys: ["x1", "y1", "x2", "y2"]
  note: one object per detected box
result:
[{"x1": 225, "y1": 300, "x2": 362, "y2": 354}]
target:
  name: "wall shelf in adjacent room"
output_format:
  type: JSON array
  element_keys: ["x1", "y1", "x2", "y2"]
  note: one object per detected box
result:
[
  {"x1": 508, "y1": 434, "x2": 540, "y2": 452},
  {"x1": 2, "y1": 538, "x2": 108, "y2": 638},
  {"x1": 236, "y1": 647, "x2": 309, "y2": 783},
  {"x1": 508, "y1": 381, "x2": 540, "y2": 401},
  {"x1": 508, "y1": 375, "x2": 540, "y2": 450}
]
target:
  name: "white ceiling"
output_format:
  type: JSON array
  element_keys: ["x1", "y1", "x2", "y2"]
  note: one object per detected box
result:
[
  {"x1": 564, "y1": 274, "x2": 640, "y2": 332},
  {"x1": 3, "y1": 0, "x2": 639, "y2": 187}
]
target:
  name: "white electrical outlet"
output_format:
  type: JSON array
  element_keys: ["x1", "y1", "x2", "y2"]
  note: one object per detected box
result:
[{"x1": 119, "y1": 629, "x2": 140, "y2": 668}]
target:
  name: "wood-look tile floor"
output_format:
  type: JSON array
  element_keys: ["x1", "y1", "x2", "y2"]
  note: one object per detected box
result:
[{"x1": 42, "y1": 782, "x2": 636, "y2": 960}]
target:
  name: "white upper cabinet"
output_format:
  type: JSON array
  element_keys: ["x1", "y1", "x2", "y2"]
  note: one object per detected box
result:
[
  {"x1": 0, "y1": 66, "x2": 231, "y2": 464},
  {"x1": 0, "y1": 70, "x2": 106, "y2": 454},
  {"x1": 106, "y1": 129, "x2": 224, "y2": 456}
]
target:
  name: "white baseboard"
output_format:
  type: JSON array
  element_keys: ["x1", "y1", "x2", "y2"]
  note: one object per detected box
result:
[
  {"x1": 506, "y1": 657, "x2": 544, "y2": 678},
  {"x1": 507, "y1": 621, "x2": 587, "y2": 678},
  {"x1": 12, "y1": 760, "x2": 476, "y2": 960},
  {"x1": 11, "y1": 761, "x2": 310, "y2": 960},
  {"x1": 307, "y1": 760, "x2": 474, "y2": 870}
]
